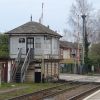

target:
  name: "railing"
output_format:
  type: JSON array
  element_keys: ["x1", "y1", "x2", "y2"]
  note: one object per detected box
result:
[
  {"x1": 11, "y1": 48, "x2": 22, "y2": 82},
  {"x1": 47, "y1": 54, "x2": 59, "y2": 59},
  {"x1": 21, "y1": 48, "x2": 34, "y2": 82},
  {"x1": 34, "y1": 54, "x2": 60, "y2": 59}
]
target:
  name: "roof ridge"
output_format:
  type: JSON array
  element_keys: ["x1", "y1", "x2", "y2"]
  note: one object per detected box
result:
[{"x1": 6, "y1": 21, "x2": 62, "y2": 37}]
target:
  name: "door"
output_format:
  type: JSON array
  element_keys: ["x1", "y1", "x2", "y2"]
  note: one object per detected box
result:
[
  {"x1": 35, "y1": 72, "x2": 41, "y2": 83},
  {"x1": 26, "y1": 38, "x2": 34, "y2": 52}
]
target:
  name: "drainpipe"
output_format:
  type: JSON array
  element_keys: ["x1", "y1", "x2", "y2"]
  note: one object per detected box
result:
[
  {"x1": 50, "y1": 38, "x2": 52, "y2": 77},
  {"x1": 41, "y1": 39, "x2": 44, "y2": 83}
]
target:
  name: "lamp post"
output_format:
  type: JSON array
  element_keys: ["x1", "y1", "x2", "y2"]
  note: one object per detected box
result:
[{"x1": 81, "y1": 15, "x2": 86, "y2": 69}]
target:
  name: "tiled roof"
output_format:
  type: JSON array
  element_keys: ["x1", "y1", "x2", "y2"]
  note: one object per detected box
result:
[
  {"x1": 6, "y1": 21, "x2": 61, "y2": 37},
  {"x1": 60, "y1": 41, "x2": 78, "y2": 49}
]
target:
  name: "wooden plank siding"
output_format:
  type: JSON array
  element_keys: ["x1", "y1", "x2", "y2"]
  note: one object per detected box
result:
[{"x1": 0, "y1": 60, "x2": 8, "y2": 82}]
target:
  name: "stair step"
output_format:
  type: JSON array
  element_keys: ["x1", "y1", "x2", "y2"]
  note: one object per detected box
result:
[
  {"x1": 16, "y1": 76, "x2": 21, "y2": 78},
  {"x1": 25, "y1": 69, "x2": 34, "y2": 82},
  {"x1": 28, "y1": 65, "x2": 34, "y2": 70}
]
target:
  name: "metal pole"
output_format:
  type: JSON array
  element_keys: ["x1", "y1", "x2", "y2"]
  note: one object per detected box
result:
[
  {"x1": 81, "y1": 15, "x2": 86, "y2": 65},
  {"x1": 0, "y1": 69, "x2": 1, "y2": 87},
  {"x1": 41, "y1": 50, "x2": 44, "y2": 83},
  {"x1": 0, "y1": 63, "x2": 2, "y2": 87},
  {"x1": 77, "y1": 15, "x2": 80, "y2": 74},
  {"x1": 74, "y1": 57, "x2": 76, "y2": 74}
]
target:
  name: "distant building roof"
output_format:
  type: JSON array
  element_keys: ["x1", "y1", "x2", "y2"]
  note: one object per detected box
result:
[
  {"x1": 60, "y1": 41, "x2": 80, "y2": 49},
  {"x1": 6, "y1": 21, "x2": 62, "y2": 37}
]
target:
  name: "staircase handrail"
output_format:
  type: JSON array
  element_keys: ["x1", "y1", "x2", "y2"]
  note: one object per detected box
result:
[
  {"x1": 11, "y1": 48, "x2": 22, "y2": 82},
  {"x1": 21, "y1": 48, "x2": 33, "y2": 82}
]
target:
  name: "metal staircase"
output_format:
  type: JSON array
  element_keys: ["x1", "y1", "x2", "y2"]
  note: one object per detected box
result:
[
  {"x1": 24, "y1": 64, "x2": 35, "y2": 82},
  {"x1": 15, "y1": 62, "x2": 23, "y2": 82},
  {"x1": 11, "y1": 48, "x2": 22, "y2": 82},
  {"x1": 21, "y1": 48, "x2": 34, "y2": 82},
  {"x1": 11, "y1": 48, "x2": 34, "y2": 82}
]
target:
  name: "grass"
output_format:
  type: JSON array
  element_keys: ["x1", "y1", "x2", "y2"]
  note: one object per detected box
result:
[{"x1": 0, "y1": 82, "x2": 61, "y2": 100}]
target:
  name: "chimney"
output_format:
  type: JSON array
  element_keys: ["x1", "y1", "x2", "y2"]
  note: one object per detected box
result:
[
  {"x1": 47, "y1": 25, "x2": 50, "y2": 29},
  {"x1": 55, "y1": 30, "x2": 57, "y2": 32},
  {"x1": 30, "y1": 15, "x2": 32, "y2": 22}
]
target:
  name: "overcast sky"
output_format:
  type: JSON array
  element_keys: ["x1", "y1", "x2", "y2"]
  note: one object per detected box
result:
[{"x1": 0, "y1": 0, "x2": 100, "y2": 34}]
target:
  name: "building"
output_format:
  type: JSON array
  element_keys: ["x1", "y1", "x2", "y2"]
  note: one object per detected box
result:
[
  {"x1": 6, "y1": 21, "x2": 61, "y2": 83},
  {"x1": 0, "y1": 34, "x2": 12, "y2": 83},
  {"x1": 0, "y1": 59, "x2": 8, "y2": 83},
  {"x1": 60, "y1": 41, "x2": 81, "y2": 74}
]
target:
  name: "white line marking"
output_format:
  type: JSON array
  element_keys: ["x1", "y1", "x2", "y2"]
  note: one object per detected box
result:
[{"x1": 83, "y1": 89, "x2": 100, "y2": 100}]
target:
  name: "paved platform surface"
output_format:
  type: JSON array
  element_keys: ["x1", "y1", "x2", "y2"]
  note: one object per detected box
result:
[
  {"x1": 59, "y1": 74, "x2": 100, "y2": 83},
  {"x1": 83, "y1": 89, "x2": 100, "y2": 100},
  {"x1": 59, "y1": 74, "x2": 100, "y2": 99}
]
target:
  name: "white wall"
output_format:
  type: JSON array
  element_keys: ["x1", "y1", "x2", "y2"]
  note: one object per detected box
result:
[
  {"x1": 43, "y1": 37, "x2": 51, "y2": 54},
  {"x1": 34, "y1": 36, "x2": 60, "y2": 59},
  {"x1": 63, "y1": 49, "x2": 70, "y2": 59},
  {"x1": 52, "y1": 38, "x2": 59, "y2": 55},
  {"x1": 43, "y1": 37, "x2": 59, "y2": 59},
  {"x1": 10, "y1": 36, "x2": 26, "y2": 58},
  {"x1": 10, "y1": 35, "x2": 60, "y2": 59},
  {"x1": 34, "y1": 36, "x2": 43, "y2": 56},
  {"x1": 7, "y1": 61, "x2": 12, "y2": 83}
]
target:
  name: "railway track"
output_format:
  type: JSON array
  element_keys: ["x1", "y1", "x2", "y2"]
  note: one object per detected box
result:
[
  {"x1": 8, "y1": 82, "x2": 100, "y2": 100},
  {"x1": 8, "y1": 82, "x2": 83, "y2": 100},
  {"x1": 67, "y1": 83, "x2": 100, "y2": 100},
  {"x1": 46, "y1": 83, "x2": 100, "y2": 100}
]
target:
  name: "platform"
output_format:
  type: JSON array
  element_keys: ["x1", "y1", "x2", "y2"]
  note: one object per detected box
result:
[
  {"x1": 59, "y1": 74, "x2": 100, "y2": 83},
  {"x1": 83, "y1": 89, "x2": 100, "y2": 100}
]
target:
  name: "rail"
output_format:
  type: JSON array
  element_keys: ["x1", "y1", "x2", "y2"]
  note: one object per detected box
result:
[
  {"x1": 7, "y1": 82, "x2": 86, "y2": 100},
  {"x1": 11, "y1": 48, "x2": 22, "y2": 82},
  {"x1": 68, "y1": 84, "x2": 100, "y2": 100}
]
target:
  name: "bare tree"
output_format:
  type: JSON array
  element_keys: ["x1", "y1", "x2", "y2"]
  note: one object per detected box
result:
[
  {"x1": 68, "y1": 0, "x2": 94, "y2": 42},
  {"x1": 93, "y1": 10, "x2": 100, "y2": 43},
  {"x1": 61, "y1": 29, "x2": 73, "y2": 42},
  {"x1": 67, "y1": 0, "x2": 97, "y2": 68}
]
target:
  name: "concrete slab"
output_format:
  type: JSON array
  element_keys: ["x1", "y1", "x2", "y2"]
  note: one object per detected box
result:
[
  {"x1": 59, "y1": 74, "x2": 100, "y2": 83},
  {"x1": 83, "y1": 89, "x2": 100, "y2": 100}
]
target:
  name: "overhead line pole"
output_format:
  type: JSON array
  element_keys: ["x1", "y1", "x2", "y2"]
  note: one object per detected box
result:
[
  {"x1": 77, "y1": 15, "x2": 80, "y2": 73},
  {"x1": 81, "y1": 15, "x2": 86, "y2": 66}
]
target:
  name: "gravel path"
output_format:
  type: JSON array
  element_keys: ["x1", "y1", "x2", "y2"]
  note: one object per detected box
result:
[{"x1": 0, "y1": 86, "x2": 29, "y2": 94}]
